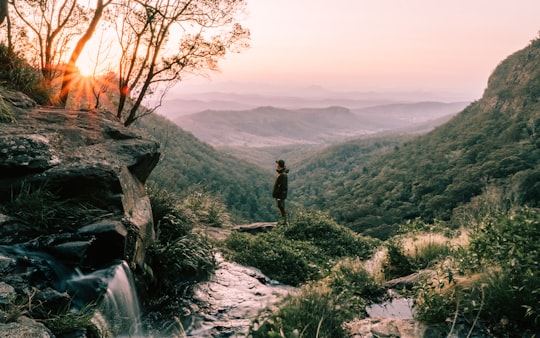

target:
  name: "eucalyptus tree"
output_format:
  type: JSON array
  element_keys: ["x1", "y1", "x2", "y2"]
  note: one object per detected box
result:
[
  {"x1": 114, "y1": 0, "x2": 250, "y2": 126},
  {"x1": 10, "y1": 0, "x2": 91, "y2": 83},
  {"x1": 57, "y1": 0, "x2": 112, "y2": 107}
]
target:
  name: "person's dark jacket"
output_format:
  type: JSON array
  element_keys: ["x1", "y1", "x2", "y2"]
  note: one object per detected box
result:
[{"x1": 272, "y1": 168, "x2": 289, "y2": 199}]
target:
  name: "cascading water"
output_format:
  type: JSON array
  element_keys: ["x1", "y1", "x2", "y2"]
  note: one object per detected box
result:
[
  {"x1": 97, "y1": 261, "x2": 143, "y2": 336},
  {"x1": 0, "y1": 244, "x2": 145, "y2": 337},
  {"x1": 67, "y1": 260, "x2": 144, "y2": 337}
]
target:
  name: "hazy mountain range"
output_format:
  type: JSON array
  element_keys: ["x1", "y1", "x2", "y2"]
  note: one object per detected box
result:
[{"x1": 165, "y1": 101, "x2": 469, "y2": 148}]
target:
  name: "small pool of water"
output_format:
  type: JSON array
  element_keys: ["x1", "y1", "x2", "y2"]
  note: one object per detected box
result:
[{"x1": 366, "y1": 298, "x2": 415, "y2": 319}]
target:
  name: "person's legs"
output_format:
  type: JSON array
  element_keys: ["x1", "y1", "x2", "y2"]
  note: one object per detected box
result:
[{"x1": 276, "y1": 198, "x2": 286, "y2": 218}]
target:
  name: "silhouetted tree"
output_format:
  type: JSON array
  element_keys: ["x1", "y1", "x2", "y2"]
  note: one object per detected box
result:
[{"x1": 115, "y1": 0, "x2": 249, "y2": 126}]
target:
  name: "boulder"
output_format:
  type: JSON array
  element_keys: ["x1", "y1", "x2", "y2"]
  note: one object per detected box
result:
[
  {"x1": 0, "y1": 316, "x2": 54, "y2": 337},
  {"x1": 0, "y1": 87, "x2": 161, "y2": 335},
  {"x1": 0, "y1": 88, "x2": 160, "y2": 268}
]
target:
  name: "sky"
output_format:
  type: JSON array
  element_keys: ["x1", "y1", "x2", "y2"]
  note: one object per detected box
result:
[{"x1": 176, "y1": 0, "x2": 540, "y2": 101}]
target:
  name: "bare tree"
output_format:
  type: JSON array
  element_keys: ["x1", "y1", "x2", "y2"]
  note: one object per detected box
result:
[
  {"x1": 115, "y1": 0, "x2": 250, "y2": 126},
  {"x1": 11, "y1": 0, "x2": 88, "y2": 82},
  {"x1": 56, "y1": 0, "x2": 112, "y2": 107}
]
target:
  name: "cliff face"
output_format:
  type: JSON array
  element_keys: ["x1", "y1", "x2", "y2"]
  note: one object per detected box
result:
[{"x1": 0, "y1": 87, "x2": 160, "y2": 335}]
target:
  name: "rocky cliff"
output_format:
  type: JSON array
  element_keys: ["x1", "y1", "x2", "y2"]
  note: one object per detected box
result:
[{"x1": 0, "y1": 87, "x2": 160, "y2": 336}]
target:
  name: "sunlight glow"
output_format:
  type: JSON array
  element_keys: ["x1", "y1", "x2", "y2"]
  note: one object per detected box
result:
[{"x1": 76, "y1": 58, "x2": 95, "y2": 77}]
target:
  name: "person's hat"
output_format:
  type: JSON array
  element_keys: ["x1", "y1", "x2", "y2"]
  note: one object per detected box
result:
[{"x1": 276, "y1": 159, "x2": 285, "y2": 168}]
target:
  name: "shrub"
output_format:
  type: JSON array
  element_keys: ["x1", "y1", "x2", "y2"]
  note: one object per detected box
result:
[
  {"x1": 225, "y1": 209, "x2": 380, "y2": 286},
  {"x1": 467, "y1": 207, "x2": 540, "y2": 328},
  {"x1": 415, "y1": 207, "x2": 540, "y2": 333},
  {"x1": 281, "y1": 209, "x2": 380, "y2": 259},
  {"x1": 145, "y1": 184, "x2": 217, "y2": 295},
  {"x1": 146, "y1": 180, "x2": 182, "y2": 225},
  {"x1": 0, "y1": 43, "x2": 51, "y2": 104},
  {"x1": 147, "y1": 234, "x2": 216, "y2": 290},
  {"x1": 326, "y1": 258, "x2": 382, "y2": 311},
  {"x1": 250, "y1": 285, "x2": 346, "y2": 338},
  {"x1": 250, "y1": 258, "x2": 382, "y2": 338},
  {"x1": 225, "y1": 231, "x2": 321, "y2": 286},
  {"x1": 382, "y1": 238, "x2": 414, "y2": 280},
  {"x1": 182, "y1": 189, "x2": 230, "y2": 227}
]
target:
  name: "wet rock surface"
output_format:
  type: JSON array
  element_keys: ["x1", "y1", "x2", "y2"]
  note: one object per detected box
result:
[{"x1": 185, "y1": 253, "x2": 294, "y2": 337}]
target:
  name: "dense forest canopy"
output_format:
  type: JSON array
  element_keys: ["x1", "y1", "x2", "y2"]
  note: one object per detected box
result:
[
  {"x1": 291, "y1": 38, "x2": 540, "y2": 238},
  {"x1": 135, "y1": 114, "x2": 276, "y2": 223}
]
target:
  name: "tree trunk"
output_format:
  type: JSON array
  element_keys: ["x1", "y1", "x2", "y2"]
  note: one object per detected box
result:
[
  {"x1": 57, "y1": 0, "x2": 109, "y2": 108},
  {"x1": 0, "y1": 0, "x2": 7, "y2": 25}
]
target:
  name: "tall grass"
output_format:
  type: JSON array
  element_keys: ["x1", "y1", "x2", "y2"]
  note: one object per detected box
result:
[
  {"x1": 250, "y1": 258, "x2": 381, "y2": 338},
  {"x1": 144, "y1": 184, "x2": 218, "y2": 298},
  {"x1": 412, "y1": 207, "x2": 540, "y2": 335},
  {"x1": 0, "y1": 43, "x2": 51, "y2": 104}
]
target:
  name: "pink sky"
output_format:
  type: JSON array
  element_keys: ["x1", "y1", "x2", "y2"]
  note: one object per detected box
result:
[{"x1": 178, "y1": 0, "x2": 540, "y2": 100}]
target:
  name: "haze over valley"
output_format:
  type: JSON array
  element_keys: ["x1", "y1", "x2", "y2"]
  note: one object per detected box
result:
[{"x1": 156, "y1": 89, "x2": 469, "y2": 166}]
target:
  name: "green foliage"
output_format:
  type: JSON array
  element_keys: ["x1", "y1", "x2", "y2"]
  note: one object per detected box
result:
[
  {"x1": 145, "y1": 184, "x2": 217, "y2": 295},
  {"x1": 250, "y1": 286, "x2": 346, "y2": 338},
  {"x1": 40, "y1": 305, "x2": 101, "y2": 337},
  {"x1": 413, "y1": 273, "x2": 455, "y2": 324},
  {"x1": 225, "y1": 209, "x2": 379, "y2": 286},
  {"x1": 1, "y1": 291, "x2": 101, "y2": 337},
  {"x1": 225, "y1": 231, "x2": 321, "y2": 286},
  {"x1": 0, "y1": 43, "x2": 50, "y2": 104},
  {"x1": 281, "y1": 209, "x2": 379, "y2": 259},
  {"x1": 182, "y1": 188, "x2": 230, "y2": 227},
  {"x1": 327, "y1": 258, "x2": 382, "y2": 310},
  {"x1": 135, "y1": 114, "x2": 276, "y2": 223},
  {"x1": 284, "y1": 39, "x2": 540, "y2": 235},
  {"x1": 468, "y1": 207, "x2": 540, "y2": 327},
  {"x1": 250, "y1": 259, "x2": 381, "y2": 338},
  {"x1": 147, "y1": 234, "x2": 216, "y2": 290},
  {"x1": 415, "y1": 207, "x2": 540, "y2": 332},
  {"x1": 382, "y1": 238, "x2": 414, "y2": 279}
]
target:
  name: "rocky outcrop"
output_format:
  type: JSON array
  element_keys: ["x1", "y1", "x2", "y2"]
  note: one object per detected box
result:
[
  {"x1": 0, "y1": 88, "x2": 160, "y2": 336},
  {"x1": 0, "y1": 87, "x2": 160, "y2": 267}
]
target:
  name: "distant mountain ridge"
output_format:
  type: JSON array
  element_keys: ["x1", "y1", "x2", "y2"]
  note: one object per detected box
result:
[
  {"x1": 174, "y1": 106, "x2": 373, "y2": 147},
  {"x1": 171, "y1": 102, "x2": 468, "y2": 148}
]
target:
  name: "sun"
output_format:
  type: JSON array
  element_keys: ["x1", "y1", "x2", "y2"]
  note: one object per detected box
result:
[{"x1": 76, "y1": 58, "x2": 95, "y2": 77}]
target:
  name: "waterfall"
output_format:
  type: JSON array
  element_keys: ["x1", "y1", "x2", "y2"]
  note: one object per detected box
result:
[
  {"x1": 67, "y1": 261, "x2": 144, "y2": 337},
  {"x1": 1, "y1": 245, "x2": 145, "y2": 336},
  {"x1": 98, "y1": 261, "x2": 143, "y2": 337}
]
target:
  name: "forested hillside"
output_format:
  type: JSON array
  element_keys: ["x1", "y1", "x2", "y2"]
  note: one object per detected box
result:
[
  {"x1": 292, "y1": 38, "x2": 540, "y2": 238},
  {"x1": 134, "y1": 114, "x2": 276, "y2": 223}
]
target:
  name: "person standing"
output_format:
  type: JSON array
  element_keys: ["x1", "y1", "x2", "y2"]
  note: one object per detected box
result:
[{"x1": 272, "y1": 159, "x2": 289, "y2": 220}]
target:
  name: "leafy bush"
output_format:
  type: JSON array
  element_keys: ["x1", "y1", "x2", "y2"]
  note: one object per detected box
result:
[
  {"x1": 147, "y1": 234, "x2": 216, "y2": 290},
  {"x1": 415, "y1": 207, "x2": 540, "y2": 333},
  {"x1": 182, "y1": 189, "x2": 230, "y2": 227},
  {"x1": 281, "y1": 209, "x2": 380, "y2": 259},
  {"x1": 225, "y1": 231, "x2": 321, "y2": 286},
  {"x1": 250, "y1": 285, "x2": 346, "y2": 338},
  {"x1": 382, "y1": 238, "x2": 414, "y2": 280},
  {"x1": 225, "y1": 209, "x2": 379, "y2": 286},
  {"x1": 467, "y1": 207, "x2": 540, "y2": 327}
]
